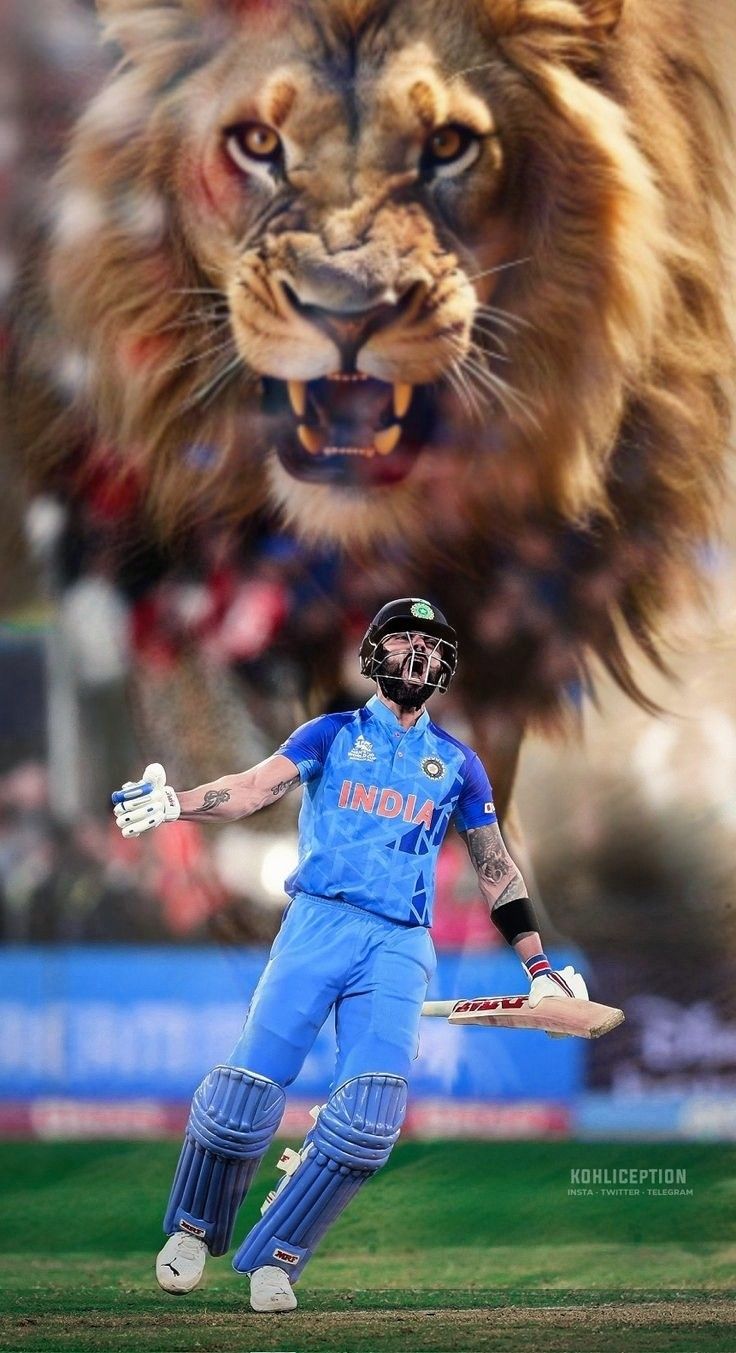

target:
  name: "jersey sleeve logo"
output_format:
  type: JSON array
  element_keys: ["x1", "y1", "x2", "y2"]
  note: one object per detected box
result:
[
  {"x1": 348, "y1": 735, "x2": 376, "y2": 762},
  {"x1": 421, "y1": 755, "x2": 445, "y2": 780},
  {"x1": 485, "y1": 801, "x2": 496, "y2": 814}
]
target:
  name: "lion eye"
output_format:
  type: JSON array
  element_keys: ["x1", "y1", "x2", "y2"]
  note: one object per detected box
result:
[
  {"x1": 430, "y1": 127, "x2": 465, "y2": 160},
  {"x1": 224, "y1": 122, "x2": 283, "y2": 173},
  {"x1": 422, "y1": 124, "x2": 481, "y2": 180}
]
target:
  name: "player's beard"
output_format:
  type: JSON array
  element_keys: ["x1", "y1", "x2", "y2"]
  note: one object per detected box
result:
[{"x1": 376, "y1": 652, "x2": 436, "y2": 711}]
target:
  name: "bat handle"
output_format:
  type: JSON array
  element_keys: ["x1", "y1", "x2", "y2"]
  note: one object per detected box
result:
[{"x1": 421, "y1": 1000, "x2": 456, "y2": 1017}]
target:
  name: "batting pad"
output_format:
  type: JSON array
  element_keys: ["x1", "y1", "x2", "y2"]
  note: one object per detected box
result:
[
  {"x1": 164, "y1": 1065, "x2": 285, "y2": 1256},
  {"x1": 232, "y1": 1072, "x2": 407, "y2": 1279}
]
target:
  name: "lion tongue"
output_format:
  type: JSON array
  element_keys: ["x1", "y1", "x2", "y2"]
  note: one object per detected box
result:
[{"x1": 310, "y1": 377, "x2": 391, "y2": 449}]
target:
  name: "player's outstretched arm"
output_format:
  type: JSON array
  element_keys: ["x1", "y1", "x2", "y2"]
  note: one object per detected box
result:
[
  {"x1": 112, "y1": 755, "x2": 300, "y2": 838},
  {"x1": 462, "y1": 824, "x2": 587, "y2": 1003},
  {"x1": 178, "y1": 754, "x2": 300, "y2": 822}
]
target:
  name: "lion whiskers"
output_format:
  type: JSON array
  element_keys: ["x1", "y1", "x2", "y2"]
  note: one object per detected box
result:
[
  {"x1": 466, "y1": 256, "x2": 532, "y2": 284},
  {"x1": 445, "y1": 362, "x2": 485, "y2": 427},
  {"x1": 156, "y1": 310, "x2": 230, "y2": 338},
  {"x1": 474, "y1": 301, "x2": 533, "y2": 334},
  {"x1": 184, "y1": 355, "x2": 248, "y2": 412},
  {"x1": 456, "y1": 341, "x2": 541, "y2": 432},
  {"x1": 163, "y1": 335, "x2": 237, "y2": 378},
  {"x1": 471, "y1": 321, "x2": 511, "y2": 359}
]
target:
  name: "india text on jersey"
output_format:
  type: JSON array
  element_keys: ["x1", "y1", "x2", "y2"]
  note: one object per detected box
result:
[{"x1": 337, "y1": 779, "x2": 434, "y2": 827}]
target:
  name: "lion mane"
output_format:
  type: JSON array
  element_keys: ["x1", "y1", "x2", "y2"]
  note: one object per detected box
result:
[{"x1": 13, "y1": 0, "x2": 733, "y2": 731}]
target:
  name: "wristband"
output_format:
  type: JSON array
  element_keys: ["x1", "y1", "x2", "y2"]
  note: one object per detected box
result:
[
  {"x1": 490, "y1": 895, "x2": 539, "y2": 945},
  {"x1": 522, "y1": 951, "x2": 552, "y2": 980}
]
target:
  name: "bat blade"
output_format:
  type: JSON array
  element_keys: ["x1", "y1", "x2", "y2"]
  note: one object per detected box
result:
[{"x1": 421, "y1": 995, "x2": 624, "y2": 1039}]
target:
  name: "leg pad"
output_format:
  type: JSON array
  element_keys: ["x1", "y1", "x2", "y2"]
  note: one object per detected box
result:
[
  {"x1": 232, "y1": 1072, "x2": 406, "y2": 1279},
  {"x1": 164, "y1": 1065, "x2": 284, "y2": 1256}
]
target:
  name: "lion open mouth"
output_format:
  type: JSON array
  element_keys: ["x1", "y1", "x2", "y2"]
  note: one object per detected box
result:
[{"x1": 261, "y1": 374, "x2": 436, "y2": 487}]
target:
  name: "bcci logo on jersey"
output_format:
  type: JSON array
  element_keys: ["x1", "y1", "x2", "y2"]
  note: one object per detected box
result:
[
  {"x1": 421, "y1": 756, "x2": 445, "y2": 780},
  {"x1": 348, "y1": 735, "x2": 376, "y2": 762}
]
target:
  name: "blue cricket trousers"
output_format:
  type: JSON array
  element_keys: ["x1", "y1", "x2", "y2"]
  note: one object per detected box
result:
[{"x1": 228, "y1": 892, "x2": 436, "y2": 1089}]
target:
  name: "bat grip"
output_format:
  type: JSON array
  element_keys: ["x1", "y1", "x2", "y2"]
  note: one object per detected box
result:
[{"x1": 421, "y1": 1001, "x2": 456, "y2": 1017}]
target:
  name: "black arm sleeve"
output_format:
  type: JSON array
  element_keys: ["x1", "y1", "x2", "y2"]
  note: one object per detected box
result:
[{"x1": 490, "y1": 896, "x2": 539, "y2": 945}]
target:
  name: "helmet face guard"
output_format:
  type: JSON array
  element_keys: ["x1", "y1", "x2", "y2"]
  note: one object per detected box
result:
[{"x1": 359, "y1": 599, "x2": 458, "y2": 697}]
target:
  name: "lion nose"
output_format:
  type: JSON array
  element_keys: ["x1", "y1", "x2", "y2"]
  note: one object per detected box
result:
[{"x1": 281, "y1": 272, "x2": 425, "y2": 368}]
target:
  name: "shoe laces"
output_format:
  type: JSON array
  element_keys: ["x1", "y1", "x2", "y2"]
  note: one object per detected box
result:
[
  {"x1": 259, "y1": 1266, "x2": 291, "y2": 1291},
  {"x1": 176, "y1": 1233, "x2": 205, "y2": 1261}
]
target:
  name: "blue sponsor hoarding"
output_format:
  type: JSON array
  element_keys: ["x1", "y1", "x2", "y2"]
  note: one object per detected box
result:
[{"x1": 0, "y1": 947, "x2": 583, "y2": 1102}]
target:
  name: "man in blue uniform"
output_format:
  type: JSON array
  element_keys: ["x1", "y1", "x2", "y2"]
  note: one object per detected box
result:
[{"x1": 112, "y1": 598, "x2": 585, "y2": 1312}]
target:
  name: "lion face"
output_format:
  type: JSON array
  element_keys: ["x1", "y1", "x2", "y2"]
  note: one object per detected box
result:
[
  {"x1": 42, "y1": 0, "x2": 729, "y2": 580},
  {"x1": 217, "y1": 32, "x2": 502, "y2": 501},
  {"x1": 151, "y1": 0, "x2": 517, "y2": 539}
]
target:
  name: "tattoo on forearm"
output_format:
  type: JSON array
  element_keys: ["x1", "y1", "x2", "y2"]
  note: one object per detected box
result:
[
  {"x1": 493, "y1": 875, "x2": 530, "y2": 907},
  {"x1": 466, "y1": 824, "x2": 525, "y2": 901},
  {"x1": 271, "y1": 775, "x2": 299, "y2": 798},
  {"x1": 191, "y1": 789, "x2": 231, "y2": 814},
  {"x1": 481, "y1": 848, "x2": 513, "y2": 886},
  {"x1": 468, "y1": 824, "x2": 512, "y2": 883}
]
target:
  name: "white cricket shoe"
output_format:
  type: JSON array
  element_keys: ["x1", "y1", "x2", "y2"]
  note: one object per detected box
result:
[
  {"x1": 249, "y1": 1265, "x2": 298, "y2": 1312},
  {"x1": 156, "y1": 1231, "x2": 208, "y2": 1294}
]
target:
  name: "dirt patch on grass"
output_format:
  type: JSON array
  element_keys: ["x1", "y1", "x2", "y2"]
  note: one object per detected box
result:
[
  {"x1": 473, "y1": 1302, "x2": 736, "y2": 1325},
  {"x1": 4, "y1": 1302, "x2": 736, "y2": 1353}
]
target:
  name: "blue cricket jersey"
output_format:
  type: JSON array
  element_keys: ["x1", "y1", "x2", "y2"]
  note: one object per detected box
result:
[{"x1": 278, "y1": 694, "x2": 496, "y2": 926}]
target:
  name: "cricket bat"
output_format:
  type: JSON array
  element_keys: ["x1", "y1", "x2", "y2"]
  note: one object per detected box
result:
[{"x1": 421, "y1": 994, "x2": 624, "y2": 1039}]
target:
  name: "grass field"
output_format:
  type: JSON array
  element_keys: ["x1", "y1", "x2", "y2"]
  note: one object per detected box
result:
[{"x1": 2, "y1": 1138, "x2": 735, "y2": 1352}]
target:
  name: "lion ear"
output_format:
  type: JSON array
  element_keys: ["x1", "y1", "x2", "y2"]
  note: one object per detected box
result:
[{"x1": 574, "y1": 0, "x2": 624, "y2": 37}]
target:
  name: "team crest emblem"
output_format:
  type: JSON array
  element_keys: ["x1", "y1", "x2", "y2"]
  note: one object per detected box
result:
[
  {"x1": 411, "y1": 600, "x2": 435, "y2": 620},
  {"x1": 421, "y1": 756, "x2": 445, "y2": 780},
  {"x1": 348, "y1": 735, "x2": 376, "y2": 762}
]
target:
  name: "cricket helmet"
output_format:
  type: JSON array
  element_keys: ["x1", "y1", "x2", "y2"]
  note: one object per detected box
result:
[{"x1": 359, "y1": 597, "x2": 458, "y2": 694}]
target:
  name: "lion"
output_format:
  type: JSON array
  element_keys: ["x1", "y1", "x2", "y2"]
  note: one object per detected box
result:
[{"x1": 10, "y1": 0, "x2": 734, "y2": 816}]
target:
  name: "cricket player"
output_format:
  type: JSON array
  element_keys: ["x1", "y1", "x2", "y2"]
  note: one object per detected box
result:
[{"x1": 112, "y1": 597, "x2": 586, "y2": 1312}]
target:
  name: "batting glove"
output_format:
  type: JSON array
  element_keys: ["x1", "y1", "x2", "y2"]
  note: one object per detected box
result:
[
  {"x1": 528, "y1": 965, "x2": 588, "y2": 1037},
  {"x1": 111, "y1": 763, "x2": 181, "y2": 838},
  {"x1": 528, "y1": 965, "x2": 588, "y2": 1006}
]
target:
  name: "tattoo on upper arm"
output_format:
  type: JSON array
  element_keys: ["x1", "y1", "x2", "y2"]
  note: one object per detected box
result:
[
  {"x1": 271, "y1": 775, "x2": 300, "y2": 799},
  {"x1": 191, "y1": 788, "x2": 231, "y2": 814}
]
